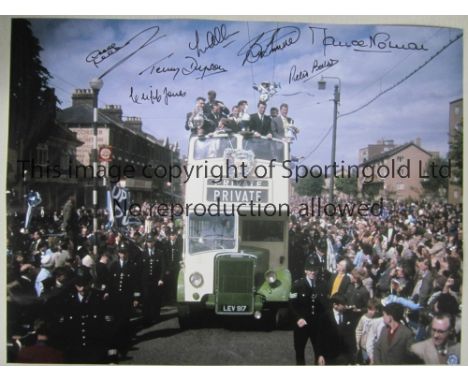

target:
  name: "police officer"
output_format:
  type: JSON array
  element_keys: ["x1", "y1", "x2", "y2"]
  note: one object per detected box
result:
[
  {"x1": 54, "y1": 268, "x2": 111, "y2": 363},
  {"x1": 108, "y1": 242, "x2": 140, "y2": 358},
  {"x1": 140, "y1": 235, "x2": 165, "y2": 325},
  {"x1": 164, "y1": 232, "x2": 182, "y2": 304},
  {"x1": 289, "y1": 254, "x2": 328, "y2": 365}
]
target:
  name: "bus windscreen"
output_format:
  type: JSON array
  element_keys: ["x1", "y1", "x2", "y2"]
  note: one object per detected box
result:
[{"x1": 188, "y1": 214, "x2": 236, "y2": 253}]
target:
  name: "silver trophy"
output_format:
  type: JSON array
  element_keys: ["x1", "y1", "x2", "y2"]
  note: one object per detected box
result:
[{"x1": 253, "y1": 81, "x2": 281, "y2": 103}]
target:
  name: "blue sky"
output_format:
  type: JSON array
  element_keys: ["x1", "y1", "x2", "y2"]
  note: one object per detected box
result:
[{"x1": 29, "y1": 18, "x2": 463, "y2": 166}]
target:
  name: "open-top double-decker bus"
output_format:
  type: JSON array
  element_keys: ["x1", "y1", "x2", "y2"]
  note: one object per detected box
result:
[{"x1": 177, "y1": 132, "x2": 291, "y2": 328}]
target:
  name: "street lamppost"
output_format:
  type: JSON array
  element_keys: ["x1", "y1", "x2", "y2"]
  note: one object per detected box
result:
[
  {"x1": 90, "y1": 77, "x2": 103, "y2": 256},
  {"x1": 318, "y1": 76, "x2": 341, "y2": 204}
]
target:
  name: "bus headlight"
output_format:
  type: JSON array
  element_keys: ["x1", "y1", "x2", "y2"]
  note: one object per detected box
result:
[
  {"x1": 189, "y1": 272, "x2": 204, "y2": 288},
  {"x1": 265, "y1": 270, "x2": 277, "y2": 284}
]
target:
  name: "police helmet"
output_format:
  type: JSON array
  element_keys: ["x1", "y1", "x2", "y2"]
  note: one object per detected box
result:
[{"x1": 304, "y1": 254, "x2": 321, "y2": 271}]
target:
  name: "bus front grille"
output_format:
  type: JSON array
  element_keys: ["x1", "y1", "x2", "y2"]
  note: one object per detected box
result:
[{"x1": 215, "y1": 254, "x2": 255, "y2": 315}]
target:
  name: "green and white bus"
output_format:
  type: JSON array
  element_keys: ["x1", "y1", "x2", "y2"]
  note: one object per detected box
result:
[{"x1": 177, "y1": 132, "x2": 292, "y2": 328}]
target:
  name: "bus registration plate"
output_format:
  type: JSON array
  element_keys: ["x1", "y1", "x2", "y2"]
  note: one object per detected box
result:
[{"x1": 221, "y1": 305, "x2": 248, "y2": 312}]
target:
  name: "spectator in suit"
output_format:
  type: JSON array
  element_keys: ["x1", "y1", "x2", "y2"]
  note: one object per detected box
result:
[
  {"x1": 346, "y1": 267, "x2": 370, "y2": 317},
  {"x1": 412, "y1": 257, "x2": 433, "y2": 307},
  {"x1": 328, "y1": 259, "x2": 352, "y2": 300},
  {"x1": 316, "y1": 294, "x2": 355, "y2": 365},
  {"x1": 249, "y1": 101, "x2": 272, "y2": 136},
  {"x1": 410, "y1": 313, "x2": 460, "y2": 365},
  {"x1": 373, "y1": 302, "x2": 414, "y2": 364},
  {"x1": 271, "y1": 103, "x2": 298, "y2": 139}
]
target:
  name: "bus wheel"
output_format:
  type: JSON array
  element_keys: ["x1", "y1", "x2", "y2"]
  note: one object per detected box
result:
[
  {"x1": 258, "y1": 308, "x2": 276, "y2": 331},
  {"x1": 177, "y1": 303, "x2": 192, "y2": 330}
]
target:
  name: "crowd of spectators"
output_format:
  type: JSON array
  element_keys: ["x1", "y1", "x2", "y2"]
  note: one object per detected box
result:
[
  {"x1": 287, "y1": 195, "x2": 462, "y2": 365},
  {"x1": 6, "y1": 185, "x2": 463, "y2": 365}
]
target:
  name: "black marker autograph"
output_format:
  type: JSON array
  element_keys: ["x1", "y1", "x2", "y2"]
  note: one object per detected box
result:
[
  {"x1": 85, "y1": 26, "x2": 167, "y2": 79},
  {"x1": 129, "y1": 86, "x2": 187, "y2": 106},
  {"x1": 139, "y1": 55, "x2": 227, "y2": 80},
  {"x1": 188, "y1": 23, "x2": 240, "y2": 57},
  {"x1": 238, "y1": 26, "x2": 301, "y2": 66},
  {"x1": 289, "y1": 58, "x2": 339, "y2": 84},
  {"x1": 309, "y1": 27, "x2": 428, "y2": 56}
]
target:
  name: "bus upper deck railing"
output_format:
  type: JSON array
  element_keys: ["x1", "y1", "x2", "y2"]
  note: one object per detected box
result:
[{"x1": 189, "y1": 131, "x2": 289, "y2": 163}]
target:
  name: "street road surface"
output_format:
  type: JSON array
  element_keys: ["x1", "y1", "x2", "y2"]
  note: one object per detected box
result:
[{"x1": 121, "y1": 306, "x2": 314, "y2": 365}]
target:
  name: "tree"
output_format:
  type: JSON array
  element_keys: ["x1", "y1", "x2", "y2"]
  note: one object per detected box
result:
[
  {"x1": 335, "y1": 174, "x2": 358, "y2": 197},
  {"x1": 362, "y1": 182, "x2": 381, "y2": 201},
  {"x1": 9, "y1": 19, "x2": 56, "y2": 160},
  {"x1": 448, "y1": 120, "x2": 462, "y2": 187},
  {"x1": 421, "y1": 156, "x2": 449, "y2": 198},
  {"x1": 295, "y1": 172, "x2": 324, "y2": 196}
]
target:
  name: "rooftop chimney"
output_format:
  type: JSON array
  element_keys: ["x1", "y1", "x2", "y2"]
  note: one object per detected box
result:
[
  {"x1": 102, "y1": 104, "x2": 122, "y2": 123},
  {"x1": 72, "y1": 88, "x2": 95, "y2": 108},
  {"x1": 124, "y1": 116, "x2": 143, "y2": 133}
]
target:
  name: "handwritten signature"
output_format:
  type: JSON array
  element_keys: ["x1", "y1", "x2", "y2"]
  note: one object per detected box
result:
[
  {"x1": 86, "y1": 43, "x2": 123, "y2": 67},
  {"x1": 139, "y1": 55, "x2": 227, "y2": 80},
  {"x1": 289, "y1": 58, "x2": 339, "y2": 84},
  {"x1": 188, "y1": 23, "x2": 239, "y2": 57},
  {"x1": 129, "y1": 86, "x2": 187, "y2": 105},
  {"x1": 238, "y1": 26, "x2": 301, "y2": 66},
  {"x1": 309, "y1": 27, "x2": 428, "y2": 56},
  {"x1": 85, "y1": 26, "x2": 167, "y2": 78}
]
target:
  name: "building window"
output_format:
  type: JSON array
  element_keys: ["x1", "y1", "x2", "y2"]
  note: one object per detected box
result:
[
  {"x1": 61, "y1": 150, "x2": 73, "y2": 171},
  {"x1": 36, "y1": 144, "x2": 48, "y2": 165}
]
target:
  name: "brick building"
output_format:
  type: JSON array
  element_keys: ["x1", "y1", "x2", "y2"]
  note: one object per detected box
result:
[
  {"x1": 57, "y1": 88, "x2": 180, "y2": 207},
  {"x1": 448, "y1": 98, "x2": 462, "y2": 205},
  {"x1": 358, "y1": 142, "x2": 434, "y2": 200},
  {"x1": 359, "y1": 139, "x2": 396, "y2": 164}
]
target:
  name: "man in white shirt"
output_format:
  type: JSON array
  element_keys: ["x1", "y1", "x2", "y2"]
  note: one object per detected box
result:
[{"x1": 271, "y1": 103, "x2": 292, "y2": 138}]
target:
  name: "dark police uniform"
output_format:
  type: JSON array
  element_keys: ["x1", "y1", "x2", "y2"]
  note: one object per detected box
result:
[
  {"x1": 289, "y1": 256, "x2": 328, "y2": 365},
  {"x1": 108, "y1": 243, "x2": 140, "y2": 356},
  {"x1": 55, "y1": 287, "x2": 111, "y2": 363},
  {"x1": 164, "y1": 235, "x2": 182, "y2": 303},
  {"x1": 141, "y1": 240, "x2": 166, "y2": 324}
]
